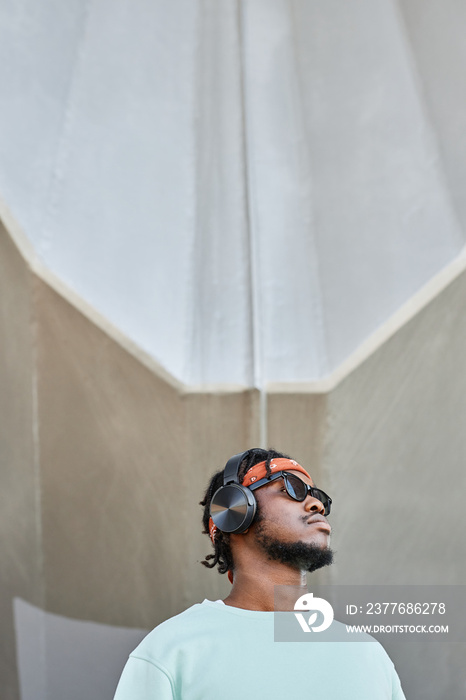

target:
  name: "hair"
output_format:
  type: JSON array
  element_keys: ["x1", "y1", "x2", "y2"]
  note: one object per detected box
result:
[{"x1": 199, "y1": 447, "x2": 290, "y2": 575}]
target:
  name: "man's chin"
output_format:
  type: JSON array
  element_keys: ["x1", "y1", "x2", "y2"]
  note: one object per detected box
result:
[
  {"x1": 256, "y1": 532, "x2": 334, "y2": 573},
  {"x1": 301, "y1": 544, "x2": 334, "y2": 573}
]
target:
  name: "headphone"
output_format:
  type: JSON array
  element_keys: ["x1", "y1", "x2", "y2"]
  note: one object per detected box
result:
[{"x1": 209, "y1": 451, "x2": 256, "y2": 534}]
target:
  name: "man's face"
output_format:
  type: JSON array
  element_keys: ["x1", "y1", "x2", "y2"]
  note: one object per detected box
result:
[{"x1": 250, "y1": 470, "x2": 334, "y2": 573}]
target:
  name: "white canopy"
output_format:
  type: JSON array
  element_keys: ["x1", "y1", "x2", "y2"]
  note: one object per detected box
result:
[{"x1": 0, "y1": 0, "x2": 463, "y2": 385}]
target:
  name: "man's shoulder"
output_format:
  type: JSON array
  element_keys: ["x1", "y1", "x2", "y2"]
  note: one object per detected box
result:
[
  {"x1": 129, "y1": 601, "x2": 223, "y2": 663},
  {"x1": 330, "y1": 619, "x2": 396, "y2": 662}
]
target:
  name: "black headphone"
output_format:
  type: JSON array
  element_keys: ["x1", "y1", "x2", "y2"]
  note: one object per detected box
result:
[{"x1": 209, "y1": 451, "x2": 257, "y2": 534}]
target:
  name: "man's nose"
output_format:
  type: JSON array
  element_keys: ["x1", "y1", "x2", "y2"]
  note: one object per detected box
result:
[{"x1": 305, "y1": 494, "x2": 326, "y2": 514}]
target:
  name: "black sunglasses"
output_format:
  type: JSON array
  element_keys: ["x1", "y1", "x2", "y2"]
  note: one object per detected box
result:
[{"x1": 248, "y1": 471, "x2": 332, "y2": 516}]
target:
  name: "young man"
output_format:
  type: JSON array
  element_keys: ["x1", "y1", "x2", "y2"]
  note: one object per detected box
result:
[{"x1": 114, "y1": 448, "x2": 406, "y2": 699}]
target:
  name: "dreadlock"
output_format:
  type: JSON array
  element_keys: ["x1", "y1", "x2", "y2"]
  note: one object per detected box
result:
[{"x1": 199, "y1": 447, "x2": 290, "y2": 575}]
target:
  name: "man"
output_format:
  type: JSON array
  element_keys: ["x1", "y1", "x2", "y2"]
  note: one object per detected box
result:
[{"x1": 114, "y1": 448, "x2": 406, "y2": 699}]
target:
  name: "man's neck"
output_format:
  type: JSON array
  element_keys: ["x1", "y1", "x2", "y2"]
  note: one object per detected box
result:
[{"x1": 223, "y1": 563, "x2": 307, "y2": 612}]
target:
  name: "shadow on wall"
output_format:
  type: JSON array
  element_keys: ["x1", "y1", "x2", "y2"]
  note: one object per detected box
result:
[{"x1": 13, "y1": 599, "x2": 147, "y2": 700}]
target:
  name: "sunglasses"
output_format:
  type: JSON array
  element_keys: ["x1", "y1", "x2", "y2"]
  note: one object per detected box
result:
[{"x1": 248, "y1": 471, "x2": 332, "y2": 516}]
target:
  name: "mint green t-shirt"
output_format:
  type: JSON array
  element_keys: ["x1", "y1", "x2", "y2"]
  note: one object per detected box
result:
[{"x1": 114, "y1": 600, "x2": 406, "y2": 700}]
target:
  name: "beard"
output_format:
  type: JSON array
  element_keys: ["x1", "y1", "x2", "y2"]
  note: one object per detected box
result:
[{"x1": 253, "y1": 517, "x2": 334, "y2": 573}]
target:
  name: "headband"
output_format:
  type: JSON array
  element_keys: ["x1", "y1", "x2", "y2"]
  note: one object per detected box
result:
[{"x1": 241, "y1": 457, "x2": 311, "y2": 487}]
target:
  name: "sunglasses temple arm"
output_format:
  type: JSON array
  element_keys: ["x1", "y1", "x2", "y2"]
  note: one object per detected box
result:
[{"x1": 247, "y1": 472, "x2": 283, "y2": 492}]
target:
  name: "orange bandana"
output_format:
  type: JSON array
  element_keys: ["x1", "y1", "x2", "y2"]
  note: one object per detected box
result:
[{"x1": 241, "y1": 457, "x2": 311, "y2": 488}]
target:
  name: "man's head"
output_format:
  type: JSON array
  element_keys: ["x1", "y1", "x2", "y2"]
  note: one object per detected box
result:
[{"x1": 200, "y1": 448, "x2": 333, "y2": 578}]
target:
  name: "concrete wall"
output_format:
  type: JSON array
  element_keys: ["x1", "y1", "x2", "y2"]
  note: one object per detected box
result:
[
  {"x1": 0, "y1": 224, "x2": 43, "y2": 700},
  {"x1": 0, "y1": 216, "x2": 261, "y2": 697},
  {"x1": 2, "y1": 211, "x2": 466, "y2": 698}
]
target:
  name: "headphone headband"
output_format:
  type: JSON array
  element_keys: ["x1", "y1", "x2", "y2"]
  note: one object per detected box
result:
[{"x1": 222, "y1": 450, "x2": 249, "y2": 486}]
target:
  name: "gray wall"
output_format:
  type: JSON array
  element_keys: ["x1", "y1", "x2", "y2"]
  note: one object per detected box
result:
[
  {"x1": 2, "y1": 212, "x2": 466, "y2": 698},
  {"x1": 0, "y1": 223, "x2": 43, "y2": 700}
]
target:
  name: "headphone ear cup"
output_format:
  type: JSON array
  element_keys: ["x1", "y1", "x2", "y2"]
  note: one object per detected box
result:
[{"x1": 210, "y1": 484, "x2": 256, "y2": 534}]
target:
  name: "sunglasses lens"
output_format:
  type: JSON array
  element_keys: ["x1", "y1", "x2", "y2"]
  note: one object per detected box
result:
[
  {"x1": 311, "y1": 488, "x2": 332, "y2": 516},
  {"x1": 284, "y1": 475, "x2": 332, "y2": 515},
  {"x1": 284, "y1": 474, "x2": 307, "y2": 501}
]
